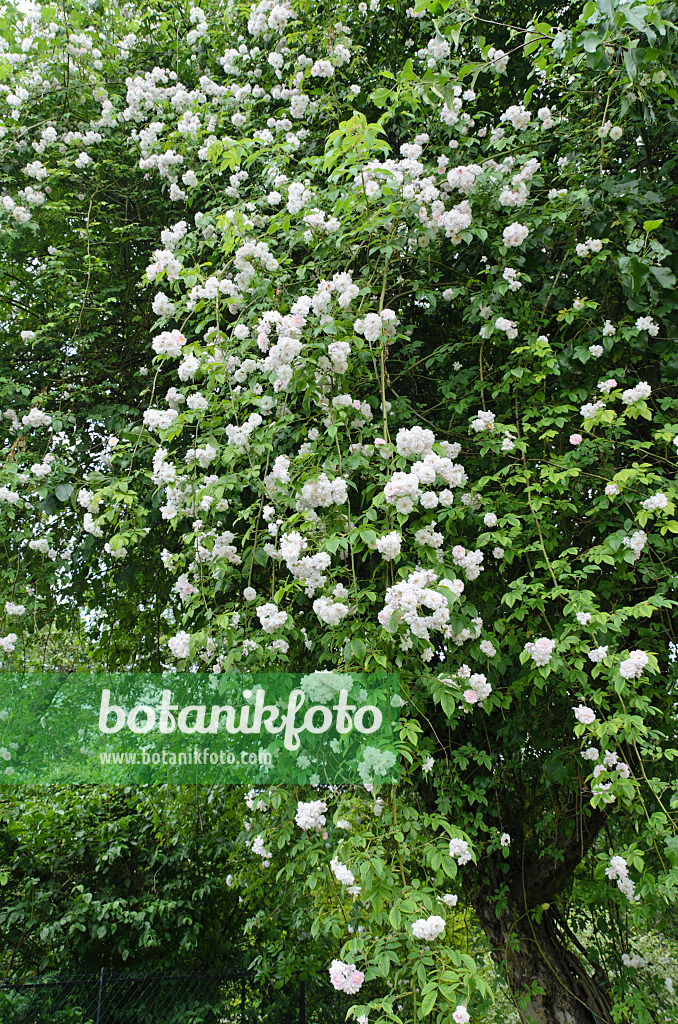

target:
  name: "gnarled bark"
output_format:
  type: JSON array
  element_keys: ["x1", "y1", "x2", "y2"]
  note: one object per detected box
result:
[
  {"x1": 470, "y1": 808, "x2": 616, "y2": 1024},
  {"x1": 471, "y1": 897, "x2": 614, "y2": 1024}
]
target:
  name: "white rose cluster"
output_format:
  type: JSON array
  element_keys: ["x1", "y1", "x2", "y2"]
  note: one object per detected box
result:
[
  {"x1": 378, "y1": 569, "x2": 462, "y2": 644},
  {"x1": 353, "y1": 308, "x2": 398, "y2": 343},
  {"x1": 4, "y1": 602, "x2": 25, "y2": 616},
  {"x1": 590, "y1": 750, "x2": 631, "y2": 803},
  {"x1": 621, "y1": 381, "x2": 652, "y2": 405},
  {"x1": 487, "y1": 46, "x2": 509, "y2": 72},
  {"x1": 622, "y1": 530, "x2": 647, "y2": 561},
  {"x1": 411, "y1": 915, "x2": 446, "y2": 940},
  {"x1": 168, "y1": 630, "x2": 191, "y2": 659},
  {"x1": 396, "y1": 426, "x2": 435, "y2": 456},
  {"x1": 635, "y1": 316, "x2": 659, "y2": 336},
  {"x1": 330, "y1": 857, "x2": 355, "y2": 886},
  {"x1": 500, "y1": 104, "x2": 531, "y2": 130},
  {"x1": 295, "y1": 799, "x2": 327, "y2": 830},
  {"x1": 327, "y1": 340, "x2": 351, "y2": 373},
  {"x1": 573, "y1": 705, "x2": 596, "y2": 725},
  {"x1": 312, "y1": 596, "x2": 349, "y2": 626},
  {"x1": 461, "y1": 671, "x2": 492, "y2": 704},
  {"x1": 297, "y1": 473, "x2": 348, "y2": 509},
  {"x1": 605, "y1": 855, "x2": 637, "y2": 902},
  {"x1": 642, "y1": 493, "x2": 668, "y2": 512},
  {"x1": 152, "y1": 293, "x2": 176, "y2": 318},
  {"x1": 495, "y1": 316, "x2": 518, "y2": 339},
  {"x1": 622, "y1": 953, "x2": 646, "y2": 969},
  {"x1": 256, "y1": 602, "x2": 287, "y2": 633},
  {"x1": 502, "y1": 222, "x2": 529, "y2": 247},
  {"x1": 449, "y1": 837, "x2": 472, "y2": 864},
  {"x1": 619, "y1": 649, "x2": 649, "y2": 680},
  {"x1": 451, "y1": 544, "x2": 484, "y2": 581},
  {"x1": 524, "y1": 637, "x2": 556, "y2": 667},
  {"x1": 0, "y1": 633, "x2": 18, "y2": 654},
  {"x1": 22, "y1": 407, "x2": 52, "y2": 428},
  {"x1": 575, "y1": 237, "x2": 603, "y2": 257},
  {"x1": 375, "y1": 531, "x2": 402, "y2": 560},
  {"x1": 383, "y1": 440, "x2": 467, "y2": 515},
  {"x1": 143, "y1": 408, "x2": 179, "y2": 432},
  {"x1": 329, "y1": 960, "x2": 364, "y2": 995},
  {"x1": 470, "y1": 409, "x2": 495, "y2": 432}
]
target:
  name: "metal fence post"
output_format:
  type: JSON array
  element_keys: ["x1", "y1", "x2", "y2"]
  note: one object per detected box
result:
[
  {"x1": 96, "y1": 967, "x2": 106, "y2": 1024},
  {"x1": 299, "y1": 978, "x2": 306, "y2": 1024},
  {"x1": 241, "y1": 975, "x2": 246, "y2": 1024}
]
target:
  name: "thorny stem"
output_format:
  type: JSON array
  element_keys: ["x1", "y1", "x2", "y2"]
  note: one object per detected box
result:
[
  {"x1": 542, "y1": 262, "x2": 565, "y2": 314},
  {"x1": 599, "y1": 84, "x2": 616, "y2": 173},
  {"x1": 378, "y1": 257, "x2": 391, "y2": 443},
  {"x1": 392, "y1": 785, "x2": 408, "y2": 889},
  {"x1": 516, "y1": 396, "x2": 558, "y2": 588},
  {"x1": 332, "y1": 422, "x2": 359, "y2": 600}
]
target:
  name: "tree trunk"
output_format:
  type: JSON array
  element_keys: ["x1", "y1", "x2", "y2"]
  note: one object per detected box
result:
[
  {"x1": 472, "y1": 897, "x2": 615, "y2": 1024},
  {"x1": 468, "y1": 807, "x2": 618, "y2": 1024}
]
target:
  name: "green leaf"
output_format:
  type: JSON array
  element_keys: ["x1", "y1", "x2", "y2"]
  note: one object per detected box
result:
[
  {"x1": 618, "y1": 255, "x2": 649, "y2": 290},
  {"x1": 448, "y1": 22, "x2": 462, "y2": 48},
  {"x1": 351, "y1": 637, "x2": 367, "y2": 661},
  {"x1": 649, "y1": 265, "x2": 676, "y2": 289},
  {"x1": 643, "y1": 219, "x2": 663, "y2": 232},
  {"x1": 623, "y1": 46, "x2": 638, "y2": 79},
  {"x1": 369, "y1": 87, "x2": 392, "y2": 108},
  {"x1": 420, "y1": 988, "x2": 438, "y2": 1017},
  {"x1": 665, "y1": 836, "x2": 678, "y2": 865},
  {"x1": 581, "y1": 31, "x2": 604, "y2": 51}
]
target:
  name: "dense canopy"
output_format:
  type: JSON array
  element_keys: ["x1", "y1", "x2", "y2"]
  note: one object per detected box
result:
[{"x1": 0, "y1": 0, "x2": 677, "y2": 1021}]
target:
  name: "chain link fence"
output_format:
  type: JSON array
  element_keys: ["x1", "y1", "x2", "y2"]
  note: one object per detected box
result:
[{"x1": 0, "y1": 969, "x2": 363, "y2": 1024}]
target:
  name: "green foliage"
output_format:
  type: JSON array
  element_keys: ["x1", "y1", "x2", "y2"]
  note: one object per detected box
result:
[
  {"x1": 0, "y1": 786, "x2": 247, "y2": 973},
  {"x1": 0, "y1": 0, "x2": 676, "y2": 1020}
]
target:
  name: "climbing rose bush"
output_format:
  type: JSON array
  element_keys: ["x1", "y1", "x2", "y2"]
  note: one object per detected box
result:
[{"x1": 0, "y1": 0, "x2": 677, "y2": 1021}]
